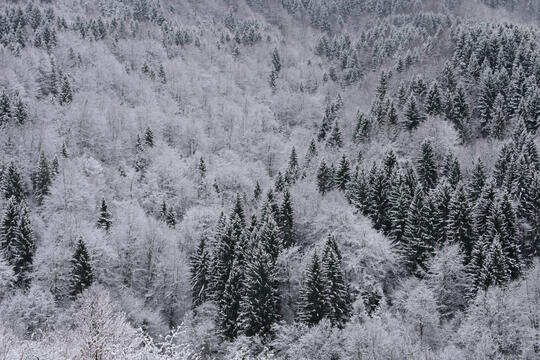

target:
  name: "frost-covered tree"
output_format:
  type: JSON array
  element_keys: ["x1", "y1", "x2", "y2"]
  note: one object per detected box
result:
[
  {"x1": 70, "y1": 238, "x2": 93, "y2": 297},
  {"x1": 297, "y1": 251, "x2": 326, "y2": 326},
  {"x1": 96, "y1": 198, "x2": 112, "y2": 232},
  {"x1": 190, "y1": 236, "x2": 210, "y2": 308}
]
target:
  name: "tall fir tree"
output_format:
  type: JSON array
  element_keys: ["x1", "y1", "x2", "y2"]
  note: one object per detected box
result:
[
  {"x1": 279, "y1": 189, "x2": 295, "y2": 248},
  {"x1": 335, "y1": 154, "x2": 351, "y2": 191},
  {"x1": 297, "y1": 251, "x2": 326, "y2": 326},
  {"x1": 190, "y1": 236, "x2": 210, "y2": 308},
  {"x1": 389, "y1": 179, "x2": 411, "y2": 244},
  {"x1": 473, "y1": 182, "x2": 496, "y2": 237},
  {"x1": 59, "y1": 75, "x2": 73, "y2": 105},
  {"x1": 403, "y1": 95, "x2": 424, "y2": 130},
  {"x1": 218, "y1": 257, "x2": 244, "y2": 339},
  {"x1": 0, "y1": 197, "x2": 19, "y2": 267},
  {"x1": 13, "y1": 201, "x2": 33, "y2": 288},
  {"x1": 425, "y1": 82, "x2": 442, "y2": 116},
  {"x1": 70, "y1": 238, "x2": 94, "y2": 297},
  {"x1": 144, "y1": 127, "x2": 154, "y2": 147},
  {"x1": 431, "y1": 180, "x2": 453, "y2": 245},
  {"x1": 402, "y1": 186, "x2": 433, "y2": 276},
  {"x1": 468, "y1": 159, "x2": 486, "y2": 202},
  {"x1": 13, "y1": 93, "x2": 27, "y2": 125},
  {"x1": 0, "y1": 91, "x2": 11, "y2": 125},
  {"x1": 447, "y1": 184, "x2": 475, "y2": 262},
  {"x1": 271, "y1": 47, "x2": 281, "y2": 74},
  {"x1": 96, "y1": 198, "x2": 112, "y2": 232},
  {"x1": 321, "y1": 237, "x2": 351, "y2": 327},
  {"x1": 417, "y1": 139, "x2": 438, "y2": 190},
  {"x1": 490, "y1": 93, "x2": 507, "y2": 139},
  {"x1": 285, "y1": 147, "x2": 299, "y2": 184},
  {"x1": 239, "y1": 243, "x2": 280, "y2": 337},
  {"x1": 327, "y1": 122, "x2": 343, "y2": 148},
  {"x1": 440, "y1": 152, "x2": 461, "y2": 187},
  {"x1": 346, "y1": 167, "x2": 368, "y2": 214},
  {"x1": 33, "y1": 152, "x2": 51, "y2": 205},
  {"x1": 2, "y1": 163, "x2": 24, "y2": 203},
  {"x1": 317, "y1": 161, "x2": 334, "y2": 195},
  {"x1": 367, "y1": 165, "x2": 392, "y2": 233}
]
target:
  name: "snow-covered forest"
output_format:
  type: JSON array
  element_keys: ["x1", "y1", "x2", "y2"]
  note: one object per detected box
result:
[{"x1": 0, "y1": 0, "x2": 539, "y2": 358}]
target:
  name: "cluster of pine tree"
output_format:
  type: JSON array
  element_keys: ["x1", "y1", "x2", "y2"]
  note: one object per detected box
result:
[
  {"x1": 336, "y1": 122, "x2": 538, "y2": 295},
  {"x1": 0, "y1": 156, "x2": 105, "y2": 297},
  {"x1": 314, "y1": 12, "x2": 448, "y2": 83},
  {"x1": 0, "y1": 89, "x2": 27, "y2": 126},
  {"x1": 0, "y1": 163, "x2": 33, "y2": 289},
  {"x1": 0, "y1": 4, "x2": 64, "y2": 54},
  {"x1": 190, "y1": 178, "x2": 351, "y2": 339}
]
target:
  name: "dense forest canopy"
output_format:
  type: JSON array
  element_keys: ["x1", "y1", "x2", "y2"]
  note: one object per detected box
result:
[{"x1": 0, "y1": 0, "x2": 539, "y2": 359}]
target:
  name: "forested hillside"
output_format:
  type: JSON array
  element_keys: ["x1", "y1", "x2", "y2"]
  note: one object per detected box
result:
[{"x1": 0, "y1": 0, "x2": 539, "y2": 359}]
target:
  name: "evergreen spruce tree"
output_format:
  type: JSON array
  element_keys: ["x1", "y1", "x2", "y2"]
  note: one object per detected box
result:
[
  {"x1": 51, "y1": 156, "x2": 59, "y2": 178},
  {"x1": 13, "y1": 93, "x2": 27, "y2": 125},
  {"x1": 198, "y1": 157, "x2": 207, "y2": 179},
  {"x1": 271, "y1": 48, "x2": 281, "y2": 74},
  {"x1": 279, "y1": 189, "x2": 295, "y2": 248},
  {"x1": 431, "y1": 180, "x2": 453, "y2": 245},
  {"x1": 269, "y1": 70, "x2": 278, "y2": 91},
  {"x1": 335, "y1": 155, "x2": 351, "y2": 191},
  {"x1": 96, "y1": 198, "x2": 112, "y2": 232},
  {"x1": 304, "y1": 139, "x2": 318, "y2": 169},
  {"x1": 490, "y1": 93, "x2": 507, "y2": 139},
  {"x1": 232, "y1": 193, "x2": 246, "y2": 227},
  {"x1": 425, "y1": 82, "x2": 442, "y2": 115},
  {"x1": 285, "y1": 147, "x2": 299, "y2": 184},
  {"x1": 388, "y1": 101, "x2": 398, "y2": 126},
  {"x1": 499, "y1": 194, "x2": 521, "y2": 279},
  {"x1": 477, "y1": 67, "x2": 496, "y2": 136},
  {"x1": 0, "y1": 91, "x2": 11, "y2": 125},
  {"x1": 468, "y1": 159, "x2": 486, "y2": 202},
  {"x1": 321, "y1": 238, "x2": 351, "y2": 327},
  {"x1": 367, "y1": 165, "x2": 392, "y2": 233},
  {"x1": 239, "y1": 243, "x2": 280, "y2": 337},
  {"x1": 165, "y1": 207, "x2": 176, "y2": 228},
  {"x1": 417, "y1": 139, "x2": 438, "y2": 190},
  {"x1": 402, "y1": 186, "x2": 433, "y2": 276},
  {"x1": 217, "y1": 257, "x2": 244, "y2": 339},
  {"x1": 61, "y1": 142, "x2": 69, "y2": 158},
  {"x1": 211, "y1": 214, "x2": 233, "y2": 297},
  {"x1": 2, "y1": 163, "x2": 24, "y2": 203},
  {"x1": 70, "y1": 238, "x2": 94, "y2": 297},
  {"x1": 482, "y1": 235, "x2": 510, "y2": 289},
  {"x1": 467, "y1": 236, "x2": 489, "y2": 295},
  {"x1": 440, "y1": 152, "x2": 461, "y2": 186},
  {"x1": 447, "y1": 184, "x2": 475, "y2": 262},
  {"x1": 327, "y1": 122, "x2": 343, "y2": 148},
  {"x1": 403, "y1": 95, "x2": 424, "y2": 130},
  {"x1": 297, "y1": 251, "x2": 326, "y2": 326},
  {"x1": 346, "y1": 167, "x2": 368, "y2": 214},
  {"x1": 190, "y1": 236, "x2": 210, "y2": 308},
  {"x1": 158, "y1": 64, "x2": 167, "y2": 84},
  {"x1": 59, "y1": 75, "x2": 73, "y2": 105},
  {"x1": 473, "y1": 182, "x2": 496, "y2": 238},
  {"x1": 317, "y1": 161, "x2": 334, "y2": 195},
  {"x1": 254, "y1": 181, "x2": 262, "y2": 201},
  {"x1": 389, "y1": 180, "x2": 411, "y2": 244},
  {"x1": 255, "y1": 210, "x2": 281, "y2": 262},
  {"x1": 13, "y1": 201, "x2": 33, "y2": 288},
  {"x1": 382, "y1": 150, "x2": 398, "y2": 179},
  {"x1": 144, "y1": 127, "x2": 154, "y2": 147},
  {"x1": 33, "y1": 152, "x2": 51, "y2": 204},
  {"x1": 352, "y1": 112, "x2": 371, "y2": 143},
  {"x1": 0, "y1": 197, "x2": 19, "y2": 267}
]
